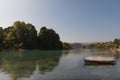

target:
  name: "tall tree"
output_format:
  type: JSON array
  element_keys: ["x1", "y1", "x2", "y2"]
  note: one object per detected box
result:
[
  {"x1": 0, "y1": 21, "x2": 63, "y2": 50},
  {"x1": 25, "y1": 23, "x2": 37, "y2": 49},
  {"x1": 12, "y1": 21, "x2": 38, "y2": 49},
  {"x1": 38, "y1": 27, "x2": 63, "y2": 50},
  {"x1": 3, "y1": 27, "x2": 16, "y2": 49},
  {"x1": 0, "y1": 27, "x2": 3, "y2": 50},
  {"x1": 12, "y1": 21, "x2": 26, "y2": 48},
  {"x1": 113, "y1": 38, "x2": 119, "y2": 44}
]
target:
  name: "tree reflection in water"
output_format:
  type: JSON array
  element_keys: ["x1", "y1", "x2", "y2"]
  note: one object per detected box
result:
[{"x1": 0, "y1": 50, "x2": 62, "y2": 80}]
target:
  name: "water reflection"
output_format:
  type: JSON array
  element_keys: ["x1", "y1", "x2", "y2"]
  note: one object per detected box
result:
[
  {"x1": 88, "y1": 49, "x2": 120, "y2": 60},
  {"x1": 62, "y1": 50, "x2": 70, "y2": 56},
  {"x1": 0, "y1": 49, "x2": 120, "y2": 80},
  {"x1": 83, "y1": 49, "x2": 120, "y2": 68},
  {"x1": 84, "y1": 64, "x2": 115, "y2": 68},
  {"x1": 0, "y1": 50, "x2": 62, "y2": 80}
]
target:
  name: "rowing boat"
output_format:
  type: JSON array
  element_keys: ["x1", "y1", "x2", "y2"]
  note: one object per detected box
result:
[{"x1": 84, "y1": 56, "x2": 116, "y2": 64}]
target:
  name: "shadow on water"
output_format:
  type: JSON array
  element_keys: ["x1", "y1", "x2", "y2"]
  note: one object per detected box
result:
[
  {"x1": 0, "y1": 50, "x2": 62, "y2": 80},
  {"x1": 84, "y1": 62, "x2": 116, "y2": 68}
]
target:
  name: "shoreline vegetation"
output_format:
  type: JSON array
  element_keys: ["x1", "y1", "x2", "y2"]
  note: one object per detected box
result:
[
  {"x1": 87, "y1": 38, "x2": 120, "y2": 50},
  {"x1": 63, "y1": 39, "x2": 120, "y2": 52},
  {"x1": 0, "y1": 21, "x2": 120, "y2": 51},
  {"x1": 0, "y1": 21, "x2": 63, "y2": 51}
]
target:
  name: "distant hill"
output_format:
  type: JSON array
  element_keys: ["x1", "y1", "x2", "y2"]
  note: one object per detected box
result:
[{"x1": 70, "y1": 43, "x2": 83, "y2": 49}]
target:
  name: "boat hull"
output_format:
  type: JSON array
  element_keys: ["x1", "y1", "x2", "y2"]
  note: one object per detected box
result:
[
  {"x1": 84, "y1": 59, "x2": 116, "y2": 65},
  {"x1": 84, "y1": 56, "x2": 116, "y2": 65}
]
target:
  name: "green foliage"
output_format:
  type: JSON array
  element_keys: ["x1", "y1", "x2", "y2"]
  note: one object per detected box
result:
[
  {"x1": 0, "y1": 21, "x2": 63, "y2": 50},
  {"x1": 38, "y1": 27, "x2": 63, "y2": 50},
  {"x1": 113, "y1": 38, "x2": 119, "y2": 44},
  {"x1": 88, "y1": 39, "x2": 120, "y2": 49},
  {"x1": 0, "y1": 27, "x2": 3, "y2": 50},
  {"x1": 63, "y1": 42, "x2": 72, "y2": 50},
  {"x1": 3, "y1": 27, "x2": 16, "y2": 49},
  {"x1": 24, "y1": 23, "x2": 37, "y2": 49}
]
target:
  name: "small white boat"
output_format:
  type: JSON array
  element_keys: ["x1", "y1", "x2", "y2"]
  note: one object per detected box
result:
[{"x1": 84, "y1": 56, "x2": 116, "y2": 64}]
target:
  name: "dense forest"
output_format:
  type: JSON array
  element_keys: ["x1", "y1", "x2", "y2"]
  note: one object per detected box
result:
[{"x1": 0, "y1": 21, "x2": 63, "y2": 50}]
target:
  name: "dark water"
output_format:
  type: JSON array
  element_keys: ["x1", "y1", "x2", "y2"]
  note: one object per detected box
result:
[{"x1": 0, "y1": 49, "x2": 120, "y2": 80}]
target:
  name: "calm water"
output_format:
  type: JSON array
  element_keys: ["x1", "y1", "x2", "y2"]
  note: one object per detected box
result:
[{"x1": 0, "y1": 49, "x2": 120, "y2": 80}]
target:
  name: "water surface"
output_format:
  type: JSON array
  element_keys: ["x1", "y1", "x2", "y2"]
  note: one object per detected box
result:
[{"x1": 0, "y1": 49, "x2": 120, "y2": 80}]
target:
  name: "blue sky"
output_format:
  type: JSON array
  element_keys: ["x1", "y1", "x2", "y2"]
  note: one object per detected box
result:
[{"x1": 0, "y1": 0, "x2": 120, "y2": 42}]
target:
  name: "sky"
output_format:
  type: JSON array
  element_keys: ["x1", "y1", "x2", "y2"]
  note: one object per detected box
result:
[{"x1": 0, "y1": 0, "x2": 120, "y2": 43}]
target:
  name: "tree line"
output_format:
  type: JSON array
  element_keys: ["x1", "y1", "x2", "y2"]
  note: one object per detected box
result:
[
  {"x1": 0, "y1": 21, "x2": 63, "y2": 50},
  {"x1": 87, "y1": 38, "x2": 120, "y2": 49}
]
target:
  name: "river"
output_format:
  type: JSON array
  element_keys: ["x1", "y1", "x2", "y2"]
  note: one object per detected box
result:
[{"x1": 0, "y1": 49, "x2": 120, "y2": 80}]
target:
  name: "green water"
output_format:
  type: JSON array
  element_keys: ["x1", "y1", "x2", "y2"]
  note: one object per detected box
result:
[{"x1": 0, "y1": 49, "x2": 120, "y2": 80}]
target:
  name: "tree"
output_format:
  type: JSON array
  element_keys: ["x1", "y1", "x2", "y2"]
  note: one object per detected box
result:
[
  {"x1": 25, "y1": 23, "x2": 37, "y2": 49},
  {"x1": 113, "y1": 38, "x2": 119, "y2": 44},
  {"x1": 12, "y1": 21, "x2": 37, "y2": 49},
  {"x1": 63, "y1": 42, "x2": 72, "y2": 50},
  {"x1": 38, "y1": 27, "x2": 63, "y2": 50},
  {"x1": 0, "y1": 27, "x2": 3, "y2": 50},
  {"x1": 0, "y1": 21, "x2": 63, "y2": 50},
  {"x1": 12, "y1": 21, "x2": 26, "y2": 48},
  {"x1": 3, "y1": 27, "x2": 16, "y2": 49}
]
